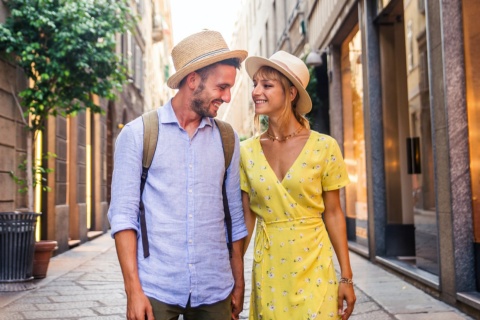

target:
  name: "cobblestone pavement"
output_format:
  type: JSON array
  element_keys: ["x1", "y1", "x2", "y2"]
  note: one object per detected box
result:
[{"x1": 0, "y1": 233, "x2": 474, "y2": 319}]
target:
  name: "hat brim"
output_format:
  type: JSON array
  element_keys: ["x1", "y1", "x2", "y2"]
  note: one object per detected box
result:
[
  {"x1": 245, "y1": 56, "x2": 312, "y2": 114},
  {"x1": 167, "y1": 50, "x2": 248, "y2": 89}
]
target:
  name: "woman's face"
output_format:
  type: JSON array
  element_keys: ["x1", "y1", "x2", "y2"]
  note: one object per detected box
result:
[{"x1": 251, "y1": 74, "x2": 286, "y2": 117}]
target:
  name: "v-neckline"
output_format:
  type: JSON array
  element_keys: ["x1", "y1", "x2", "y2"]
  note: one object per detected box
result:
[{"x1": 258, "y1": 132, "x2": 312, "y2": 183}]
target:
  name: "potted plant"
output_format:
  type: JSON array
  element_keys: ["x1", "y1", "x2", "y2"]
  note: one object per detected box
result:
[
  {"x1": 32, "y1": 240, "x2": 58, "y2": 279},
  {"x1": 0, "y1": 0, "x2": 134, "y2": 289}
]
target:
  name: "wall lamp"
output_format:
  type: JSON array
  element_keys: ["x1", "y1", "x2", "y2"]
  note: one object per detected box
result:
[{"x1": 305, "y1": 50, "x2": 323, "y2": 67}]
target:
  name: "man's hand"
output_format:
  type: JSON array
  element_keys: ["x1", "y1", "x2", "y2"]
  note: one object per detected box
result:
[
  {"x1": 229, "y1": 239, "x2": 246, "y2": 320},
  {"x1": 126, "y1": 290, "x2": 155, "y2": 320},
  {"x1": 231, "y1": 284, "x2": 244, "y2": 320},
  {"x1": 114, "y1": 230, "x2": 154, "y2": 320}
]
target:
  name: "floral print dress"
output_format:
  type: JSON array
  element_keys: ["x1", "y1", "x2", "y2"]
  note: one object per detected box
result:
[{"x1": 240, "y1": 131, "x2": 350, "y2": 320}]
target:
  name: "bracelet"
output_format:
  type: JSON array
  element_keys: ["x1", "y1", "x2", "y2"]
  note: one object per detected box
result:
[{"x1": 339, "y1": 277, "x2": 354, "y2": 285}]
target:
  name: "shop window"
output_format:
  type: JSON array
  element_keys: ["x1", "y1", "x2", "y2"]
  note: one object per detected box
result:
[
  {"x1": 341, "y1": 25, "x2": 369, "y2": 251},
  {"x1": 463, "y1": 0, "x2": 480, "y2": 290}
]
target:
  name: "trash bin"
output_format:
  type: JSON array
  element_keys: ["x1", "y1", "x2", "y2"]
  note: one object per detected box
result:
[{"x1": 0, "y1": 212, "x2": 41, "y2": 291}]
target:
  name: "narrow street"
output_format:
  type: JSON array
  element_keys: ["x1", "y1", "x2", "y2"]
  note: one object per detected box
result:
[{"x1": 0, "y1": 233, "x2": 473, "y2": 319}]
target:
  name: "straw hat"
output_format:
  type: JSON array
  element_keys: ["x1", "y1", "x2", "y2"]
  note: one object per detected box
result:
[
  {"x1": 245, "y1": 51, "x2": 312, "y2": 114},
  {"x1": 167, "y1": 30, "x2": 248, "y2": 89}
]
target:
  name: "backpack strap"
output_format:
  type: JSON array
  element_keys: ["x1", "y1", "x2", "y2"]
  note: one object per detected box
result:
[
  {"x1": 214, "y1": 118, "x2": 235, "y2": 169},
  {"x1": 214, "y1": 118, "x2": 235, "y2": 258},
  {"x1": 142, "y1": 110, "x2": 159, "y2": 168},
  {"x1": 139, "y1": 109, "x2": 159, "y2": 258}
]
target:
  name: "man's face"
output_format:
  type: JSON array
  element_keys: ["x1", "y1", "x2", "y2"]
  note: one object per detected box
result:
[{"x1": 190, "y1": 64, "x2": 237, "y2": 118}]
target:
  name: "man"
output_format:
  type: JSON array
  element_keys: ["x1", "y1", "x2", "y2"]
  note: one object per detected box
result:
[{"x1": 108, "y1": 30, "x2": 248, "y2": 320}]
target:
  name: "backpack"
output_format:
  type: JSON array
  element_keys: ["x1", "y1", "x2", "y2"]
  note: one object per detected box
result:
[{"x1": 138, "y1": 109, "x2": 235, "y2": 259}]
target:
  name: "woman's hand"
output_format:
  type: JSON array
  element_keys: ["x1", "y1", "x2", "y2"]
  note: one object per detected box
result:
[{"x1": 337, "y1": 281, "x2": 356, "y2": 319}]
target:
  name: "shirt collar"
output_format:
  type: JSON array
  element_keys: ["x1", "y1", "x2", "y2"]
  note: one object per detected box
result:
[{"x1": 160, "y1": 99, "x2": 214, "y2": 129}]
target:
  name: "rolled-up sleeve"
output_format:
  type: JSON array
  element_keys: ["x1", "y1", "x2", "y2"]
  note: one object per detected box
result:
[
  {"x1": 107, "y1": 121, "x2": 144, "y2": 237},
  {"x1": 226, "y1": 133, "x2": 248, "y2": 242}
]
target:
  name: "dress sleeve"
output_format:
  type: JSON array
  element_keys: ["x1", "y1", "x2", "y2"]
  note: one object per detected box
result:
[{"x1": 322, "y1": 137, "x2": 350, "y2": 191}]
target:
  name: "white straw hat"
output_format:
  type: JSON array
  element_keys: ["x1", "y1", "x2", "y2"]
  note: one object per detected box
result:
[
  {"x1": 245, "y1": 51, "x2": 312, "y2": 114},
  {"x1": 167, "y1": 30, "x2": 248, "y2": 89}
]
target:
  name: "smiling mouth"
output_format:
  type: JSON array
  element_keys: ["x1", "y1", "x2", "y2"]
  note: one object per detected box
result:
[{"x1": 255, "y1": 100, "x2": 267, "y2": 104}]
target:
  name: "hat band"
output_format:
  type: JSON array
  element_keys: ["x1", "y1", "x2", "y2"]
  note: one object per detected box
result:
[
  {"x1": 182, "y1": 48, "x2": 231, "y2": 69},
  {"x1": 270, "y1": 58, "x2": 304, "y2": 87}
]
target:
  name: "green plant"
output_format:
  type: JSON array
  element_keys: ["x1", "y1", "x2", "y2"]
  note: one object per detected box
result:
[
  {"x1": 10, "y1": 152, "x2": 57, "y2": 193},
  {"x1": 306, "y1": 65, "x2": 322, "y2": 120},
  {"x1": 303, "y1": 54, "x2": 330, "y2": 134},
  {"x1": 0, "y1": 0, "x2": 135, "y2": 211}
]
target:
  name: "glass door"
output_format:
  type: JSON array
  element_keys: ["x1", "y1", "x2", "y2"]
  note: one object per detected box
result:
[
  {"x1": 377, "y1": 0, "x2": 439, "y2": 275},
  {"x1": 463, "y1": 0, "x2": 480, "y2": 290},
  {"x1": 404, "y1": 0, "x2": 437, "y2": 275},
  {"x1": 341, "y1": 24, "x2": 369, "y2": 252}
]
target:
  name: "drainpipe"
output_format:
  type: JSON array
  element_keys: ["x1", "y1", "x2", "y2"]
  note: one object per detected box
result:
[{"x1": 284, "y1": 0, "x2": 292, "y2": 52}]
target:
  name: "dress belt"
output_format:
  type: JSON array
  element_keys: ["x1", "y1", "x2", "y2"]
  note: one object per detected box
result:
[
  {"x1": 254, "y1": 220, "x2": 271, "y2": 263},
  {"x1": 253, "y1": 216, "x2": 324, "y2": 263}
]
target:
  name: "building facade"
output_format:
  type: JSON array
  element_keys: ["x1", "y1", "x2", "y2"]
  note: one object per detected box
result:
[
  {"x1": 0, "y1": 0, "x2": 173, "y2": 254},
  {"x1": 231, "y1": 0, "x2": 480, "y2": 317}
]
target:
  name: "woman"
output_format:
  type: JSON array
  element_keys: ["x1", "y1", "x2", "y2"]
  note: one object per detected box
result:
[{"x1": 240, "y1": 51, "x2": 356, "y2": 319}]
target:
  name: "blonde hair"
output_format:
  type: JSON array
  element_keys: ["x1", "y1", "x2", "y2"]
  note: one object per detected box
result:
[{"x1": 252, "y1": 66, "x2": 310, "y2": 134}]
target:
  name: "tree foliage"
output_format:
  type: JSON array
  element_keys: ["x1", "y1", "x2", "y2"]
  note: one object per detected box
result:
[
  {"x1": 0, "y1": 0, "x2": 135, "y2": 132},
  {"x1": 0, "y1": 0, "x2": 135, "y2": 210},
  {"x1": 305, "y1": 59, "x2": 330, "y2": 134}
]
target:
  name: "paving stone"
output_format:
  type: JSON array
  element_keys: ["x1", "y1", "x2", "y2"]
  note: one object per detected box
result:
[
  {"x1": 22, "y1": 308, "x2": 97, "y2": 319},
  {"x1": 77, "y1": 273, "x2": 123, "y2": 282},
  {"x1": 379, "y1": 299, "x2": 453, "y2": 314},
  {"x1": 35, "y1": 301, "x2": 101, "y2": 310},
  {"x1": 97, "y1": 298, "x2": 127, "y2": 307},
  {"x1": 2, "y1": 303, "x2": 39, "y2": 312},
  {"x1": 82, "y1": 284, "x2": 125, "y2": 291},
  {"x1": 353, "y1": 301, "x2": 383, "y2": 314},
  {"x1": 395, "y1": 312, "x2": 471, "y2": 320},
  {"x1": 350, "y1": 310, "x2": 395, "y2": 320},
  {"x1": 79, "y1": 316, "x2": 124, "y2": 320},
  {"x1": 69, "y1": 287, "x2": 124, "y2": 295},
  {"x1": 0, "y1": 312, "x2": 25, "y2": 320},
  {"x1": 59, "y1": 272, "x2": 87, "y2": 279},
  {"x1": 28, "y1": 287, "x2": 63, "y2": 297},
  {"x1": 34, "y1": 287, "x2": 85, "y2": 295},
  {"x1": 12, "y1": 296, "x2": 52, "y2": 304},
  {"x1": 49, "y1": 292, "x2": 124, "y2": 303},
  {"x1": 94, "y1": 306, "x2": 126, "y2": 315},
  {"x1": 354, "y1": 289, "x2": 371, "y2": 303}
]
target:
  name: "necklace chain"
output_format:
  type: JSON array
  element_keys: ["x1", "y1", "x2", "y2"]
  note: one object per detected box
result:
[{"x1": 266, "y1": 126, "x2": 303, "y2": 142}]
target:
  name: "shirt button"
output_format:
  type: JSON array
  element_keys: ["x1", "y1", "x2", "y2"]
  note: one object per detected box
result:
[
  {"x1": 188, "y1": 239, "x2": 192, "y2": 243},
  {"x1": 188, "y1": 189, "x2": 192, "y2": 193},
  {"x1": 189, "y1": 214, "x2": 193, "y2": 219},
  {"x1": 189, "y1": 164, "x2": 193, "y2": 169}
]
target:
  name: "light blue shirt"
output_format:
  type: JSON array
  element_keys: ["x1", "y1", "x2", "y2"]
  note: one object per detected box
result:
[{"x1": 108, "y1": 100, "x2": 247, "y2": 307}]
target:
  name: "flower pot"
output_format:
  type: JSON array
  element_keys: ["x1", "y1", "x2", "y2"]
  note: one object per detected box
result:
[{"x1": 32, "y1": 240, "x2": 58, "y2": 279}]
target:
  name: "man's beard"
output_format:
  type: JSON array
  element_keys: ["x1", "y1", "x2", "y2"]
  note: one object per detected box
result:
[{"x1": 191, "y1": 82, "x2": 220, "y2": 118}]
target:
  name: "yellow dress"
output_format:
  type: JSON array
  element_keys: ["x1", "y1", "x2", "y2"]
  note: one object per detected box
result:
[{"x1": 240, "y1": 131, "x2": 350, "y2": 320}]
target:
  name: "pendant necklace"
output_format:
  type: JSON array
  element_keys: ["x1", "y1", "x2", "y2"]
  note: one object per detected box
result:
[{"x1": 266, "y1": 126, "x2": 303, "y2": 142}]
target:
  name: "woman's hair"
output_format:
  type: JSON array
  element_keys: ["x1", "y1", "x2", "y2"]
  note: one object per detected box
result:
[{"x1": 252, "y1": 66, "x2": 310, "y2": 134}]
